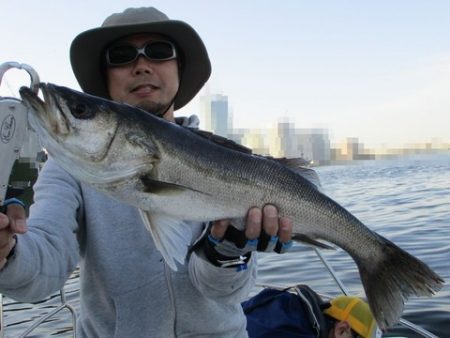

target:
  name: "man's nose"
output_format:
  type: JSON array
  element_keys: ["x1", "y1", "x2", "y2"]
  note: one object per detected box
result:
[{"x1": 132, "y1": 55, "x2": 155, "y2": 75}]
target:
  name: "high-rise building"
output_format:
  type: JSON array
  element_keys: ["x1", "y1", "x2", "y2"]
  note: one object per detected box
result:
[
  {"x1": 297, "y1": 129, "x2": 331, "y2": 165},
  {"x1": 268, "y1": 119, "x2": 300, "y2": 158},
  {"x1": 198, "y1": 95, "x2": 331, "y2": 164},
  {"x1": 240, "y1": 128, "x2": 268, "y2": 155},
  {"x1": 266, "y1": 119, "x2": 331, "y2": 164},
  {"x1": 200, "y1": 94, "x2": 229, "y2": 137}
]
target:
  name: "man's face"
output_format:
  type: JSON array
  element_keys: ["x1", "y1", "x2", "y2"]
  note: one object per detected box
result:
[{"x1": 106, "y1": 33, "x2": 179, "y2": 121}]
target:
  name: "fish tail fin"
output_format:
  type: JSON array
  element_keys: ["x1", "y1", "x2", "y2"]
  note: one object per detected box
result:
[{"x1": 356, "y1": 238, "x2": 444, "y2": 330}]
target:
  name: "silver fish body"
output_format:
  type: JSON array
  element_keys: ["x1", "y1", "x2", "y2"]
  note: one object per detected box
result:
[{"x1": 19, "y1": 83, "x2": 444, "y2": 330}]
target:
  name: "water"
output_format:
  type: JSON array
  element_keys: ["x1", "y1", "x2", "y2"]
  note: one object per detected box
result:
[
  {"x1": 2, "y1": 153, "x2": 450, "y2": 337},
  {"x1": 257, "y1": 153, "x2": 450, "y2": 337}
]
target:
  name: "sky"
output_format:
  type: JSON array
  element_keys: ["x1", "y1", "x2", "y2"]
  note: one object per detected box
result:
[{"x1": 1, "y1": 0, "x2": 450, "y2": 148}]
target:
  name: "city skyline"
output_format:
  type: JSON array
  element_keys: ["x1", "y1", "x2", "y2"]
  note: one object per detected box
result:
[
  {"x1": 198, "y1": 91, "x2": 450, "y2": 152},
  {"x1": 199, "y1": 92, "x2": 449, "y2": 164},
  {"x1": 2, "y1": 1, "x2": 450, "y2": 148}
]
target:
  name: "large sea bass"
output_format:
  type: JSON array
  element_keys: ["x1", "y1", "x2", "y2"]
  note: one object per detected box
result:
[{"x1": 20, "y1": 83, "x2": 443, "y2": 330}]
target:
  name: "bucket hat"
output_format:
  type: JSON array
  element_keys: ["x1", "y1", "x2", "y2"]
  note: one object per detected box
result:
[
  {"x1": 323, "y1": 296, "x2": 382, "y2": 338},
  {"x1": 70, "y1": 7, "x2": 211, "y2": 110}
]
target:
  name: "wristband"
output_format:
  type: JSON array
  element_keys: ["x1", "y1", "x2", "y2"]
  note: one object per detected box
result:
[{"x1": 204, "y1": 236, "x2": 251, "y2": 270}]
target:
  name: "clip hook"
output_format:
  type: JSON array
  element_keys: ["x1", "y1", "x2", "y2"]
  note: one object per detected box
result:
[{"x1": 0, "y1": 61, "x2": 40, "y2": 95}]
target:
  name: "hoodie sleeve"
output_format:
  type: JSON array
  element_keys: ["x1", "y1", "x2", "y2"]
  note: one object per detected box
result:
[
  {"x1": 188, "y1": 247, "x2": 257, "y2": 304},
  {"x1": 0, "y1": 159, "x2": 81, "y2": 302}
]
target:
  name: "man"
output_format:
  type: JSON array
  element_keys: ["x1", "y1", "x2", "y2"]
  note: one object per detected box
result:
[
  {"x1": 0, "y1": 7, "x2": 293, "y2": 338},
  {"x1": 243, "y1": 286, "x2": 383, "y2": 338},
  {"x1": 322, "y1": 296, "x2": 382, "y2": 338}
]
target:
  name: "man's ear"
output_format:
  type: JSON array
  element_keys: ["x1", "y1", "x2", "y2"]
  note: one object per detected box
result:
[{"x1": 333, "y1": 320, "x2": 352, "y2": 338}]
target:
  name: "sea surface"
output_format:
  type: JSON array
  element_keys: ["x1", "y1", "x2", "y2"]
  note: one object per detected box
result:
[{"x1": 2, "y1": 153, "x2": 450, "y2": 337}]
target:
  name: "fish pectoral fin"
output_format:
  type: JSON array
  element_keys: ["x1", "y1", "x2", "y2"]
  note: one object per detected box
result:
[
  {"x1": 291, "y1": 233, "x2": 335, "y2": 250},
  {"x1": 139, "y1": 210, "x2": 192, "y2": 271},
  {"x1": 140, "y1": 175, "x2": 206, "y2": 195}
]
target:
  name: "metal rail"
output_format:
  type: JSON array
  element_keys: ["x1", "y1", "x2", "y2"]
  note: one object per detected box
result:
[
  {"x1": 17, "y1": 288, "x2": 77, "y2": 338},
  {"x1": 1, "y1": 288, "x2": 77, "y2": 338}
]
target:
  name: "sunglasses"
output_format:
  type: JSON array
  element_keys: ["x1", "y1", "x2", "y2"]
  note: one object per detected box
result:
[{"x1": 105, "y1": 41, "x2": 177, "y2": 66}]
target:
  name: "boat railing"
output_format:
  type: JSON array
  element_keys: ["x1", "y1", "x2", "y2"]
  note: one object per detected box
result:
[
  {"x1": 0, "y1": 288, "x2": 77, "y2": 338},
  {"x1": 0, "y1": 249, "x2": 440, "y2": 338}
]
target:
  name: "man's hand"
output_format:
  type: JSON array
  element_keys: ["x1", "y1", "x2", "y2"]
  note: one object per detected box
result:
[
  {"x1": 0, "y1": 202, "x2": 27, "y2": 269},
  {"x1": 204, "y1": 204, "x2": 293, "y2": 269},
  {"x1": 211, "y1": 204, "x2": 292, "y2": 248}
]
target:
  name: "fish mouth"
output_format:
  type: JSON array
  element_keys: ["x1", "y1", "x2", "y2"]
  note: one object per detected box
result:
[
  {"x1": 20, "y1": 83, "x2": 70, "y2": 137},
  {"x1": 19, "y1": 83, "x2": 117, "y2": 162},
  {"x1": 19, "y1": 85, "x2": 47, "y2": 123}
]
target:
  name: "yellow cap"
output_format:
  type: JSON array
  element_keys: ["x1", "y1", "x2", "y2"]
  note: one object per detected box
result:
[{"x1": 323, "y1": 296, "x2": 382, "y2": 338}]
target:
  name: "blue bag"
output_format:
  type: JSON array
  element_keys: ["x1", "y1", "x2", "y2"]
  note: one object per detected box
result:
[{"x1": 242, "y1": 285, "x2": 331, "y2": 338}]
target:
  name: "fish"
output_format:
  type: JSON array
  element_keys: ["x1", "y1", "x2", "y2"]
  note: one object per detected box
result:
[{"x1": 19, "y1": 83, "x2": 444, "y2": 330}]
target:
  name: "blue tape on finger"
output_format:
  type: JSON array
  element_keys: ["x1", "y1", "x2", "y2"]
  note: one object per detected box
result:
[
  {"x1": 3, "y1": 198, "x2": 25, "y2": 208},
  {"x1": 247, "y1": 239, "x2": 258, "y2": 245},
  {"x1": 207, "y1": 234, "x2": 223, "y2": 245},
  {"x1": 247, "y1": 238, "x2": 259, "y2": 249},
  {"x1": 282, "y1": 240, "x2": 293, "y2": 250}
]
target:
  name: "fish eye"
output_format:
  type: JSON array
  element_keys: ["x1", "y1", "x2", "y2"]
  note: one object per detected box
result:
[{"x1": 71, "y1": 102, "x2": 95, "y2": 119}]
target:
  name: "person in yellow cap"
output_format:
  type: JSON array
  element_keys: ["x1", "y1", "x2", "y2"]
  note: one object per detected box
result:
[
  {"x1": 243, "y1": 286, "x2": 383, "y2": 338},
  {"x1": 324, "y1": 296, "x2": 383, "y2": 338}
]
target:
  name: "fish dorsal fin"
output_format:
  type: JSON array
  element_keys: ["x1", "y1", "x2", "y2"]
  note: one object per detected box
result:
[
  {"x1": 185, "y1": 128, "x2": 253, "y2": 154},
  {"x1": 139, "y1": 209, "x2": 192, "y2": 271},
  {"x1": 271, "y1": 157, "x2": 310, "y2": 168},
  {"x1": 184, "y1": 128, "x2": 321, "y2": 188},
  {"x1": 292, "y1": 166, "x2": 321, "y2": 189},
  {"x1": 272, "y1": 158, "x2": 321, "y2": 189}
]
